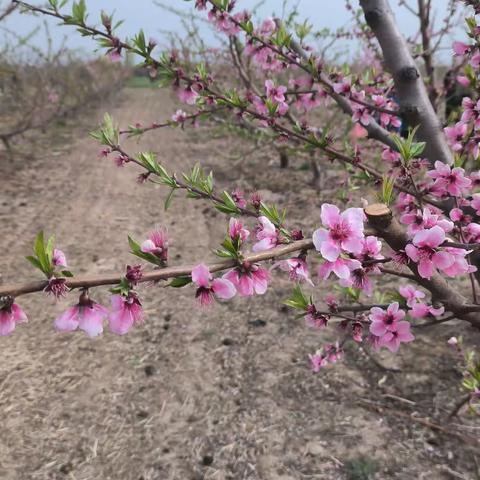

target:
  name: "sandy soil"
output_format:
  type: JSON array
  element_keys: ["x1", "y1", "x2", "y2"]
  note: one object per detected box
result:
[{"x1": 0, "y1": 88, "x2": 479, "y2": 480}]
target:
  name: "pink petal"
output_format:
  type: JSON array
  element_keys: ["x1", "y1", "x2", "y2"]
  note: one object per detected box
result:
[
  {"x1": 432, "y1": 251, "x2": 455, "y2": 270},
  {"x1": 414, "y1": 226, "x2": 445, "y2": 248},
  {"x1": 320, "y1": 204, "x2": 340, "y2": 229},
  {"x1": 381, "y1": 333, "x2": 400, "y2": 353},
  {"x1": 342, "y1": 235, "x2": 364, "y2": 255},
  {"x1": 238, "y1": 274, "x2": 254, "y2": 296},
  {"x1": 405, "y1": 244, "x2": 419, "y2": 262},
  {"x1": 258, "y1": 216, "x2": 276, "y2": 235},
  {"x1": 252, "y1": 269, "x2": 269, "y2": 294},
  {"x1": 211, "y1": 278, "x2": 236, "y2": 300},
  {"x1": 370, "y1": 320, "x2": 387, "y2": 337},
  {"x1": 342, "y1": 207, "x2": 365, "y2": 231},
  {"x1": 332, "y1": 260, "x2": 351, "y2": 279},
  {"x1": 410, "y1": 303, "x2": 429, "y2": 318},
  {"x1": 369, "y1": 307, "x2": 385, "y2": 323},
  {"x1": 252, "y1": 237, "x2": 275, "y2": 252},
  {"x1": 192, "y1": 264, "x2": 211, "y2": 288},
  {"x1": 320, "y1": 239, "x2": 341, "y2": 262},
  {"x1": 140, "y1": 239, "x2": 156, "y2": 253},
  {"x1": 53, "y1": 249, "x2": 68, "y2": 268},
  {"x1": 54, "y1": 306, "x2": 79, "y2": 332},
  {"x1": 109, "y1": 309, "x2": 134, "y2": 335},
  {"x1": 0, "y1": 311, "x2": 15, "y2": 336},
  {"x1": 79, "y1": 306, "x2": 105, "y2": 337},
  {"x1": 312, "y1": 228, "x2": 328, "y2": 252},
  {"x1": 110, "y1": 294, "x2": 125, "y2": 310},
  {"x1": 11, "y1": 304, "x2": 28, "y2": 324},
  {"x1": 418, "y1": 260, "x2": 434, "y2": 279}
]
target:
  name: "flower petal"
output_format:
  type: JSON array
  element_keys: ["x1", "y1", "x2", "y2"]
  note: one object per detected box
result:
[
  {"x1": 192, "y1": 264, "x2": 211, "y2": 288},
  {"x1": 212, "y1": 278, "x2": 236, "y2": 300}
]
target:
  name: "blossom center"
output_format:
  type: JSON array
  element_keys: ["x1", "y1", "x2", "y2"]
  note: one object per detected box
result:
[{"x1": 330, "y1": 221, "x2": 351, "y2": 242}]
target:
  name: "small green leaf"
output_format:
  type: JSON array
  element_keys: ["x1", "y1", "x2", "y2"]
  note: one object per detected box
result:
[
  {"x1": 164, "y1": 188, "x2": 176, "y2": 210},
  {"x1": 168, "y1": 276, "x2": 192, "y2": 288}
]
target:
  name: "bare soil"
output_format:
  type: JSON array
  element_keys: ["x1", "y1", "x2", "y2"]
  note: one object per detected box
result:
[{"x1": 0, "y1": 88, "x2": 479, "y2": 480}]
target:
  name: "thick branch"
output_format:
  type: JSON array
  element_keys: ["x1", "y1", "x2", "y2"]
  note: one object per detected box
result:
[
  {"x1": 365, "y1": 203, "x2": 480, "y2": 328},
  {"x1": 359, "y1": 0, "x2": 453, "y2": 165}
]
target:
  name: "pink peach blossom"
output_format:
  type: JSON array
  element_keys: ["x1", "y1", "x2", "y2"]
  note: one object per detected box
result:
[
  {"x1": 53, "y1": 249, "x2": 67, "y2": 268},
  {"x1": 55, "y1": 301, "x2": 108, "y2": 337},
  {"x1": 313, "y1": 204, "x2": 365, "y2": 261},
  {"x1": 409, "y1": 303, "x2": 445, "y2": 319},
  {"x1": 453, "y1": 41, "x2": 470, "y2": 56},
  {"x1": 318, "y1": 257, "x2": 361, "y2": 280},
  {"x1": 109, "y1": 293, "x2": 144, "y2": 335},
  {"x1": 399, "y1": 284, "x2": 425, "y2": 307},
  {"x1": 369, "y1": 302, "x2": 405, "y2": 337},
  {"x1": 427, "y1": 161, "x2": 472, "y2": 197},
  {"x1": 444, "y1": 122, "x2": 468, "y2": 151},
  {"x1": 379, "y1": 321, "x2": 415, "y2": 352},
  {"x1": 178, "y1": 86, "x2": 199, "y2": 105},
  {"x1": 400, "y1": 207, "x2": 453, "y2": 236},
  {"x1": 223, "y1": 263, "x2": 269, "y2": 296},
  {"x1": 405, "y1": 226, "x2": 454, "y2": 279},
  {"x1": 265, "y1": 79, "x2": 287, "y2": 103},
  {"x1": 273, "y1": 258, "x2": 313, "y2": 285},
  {"x1": 192, "y1": 264, "x2": 236, "y2": 305},
  {"x1": 228, "y1": 218, "x2": 250, "y2": 243},
  {"x1": 141, "y1": 228, "x2": 168, "y2": 262},
  {"x1": 0, "y1": 303, "x2": 27, "y2": 336},
  {"x1": 172, "y1": 109, "x2": 187, "y2": 123},
  {"x1": 253, "y1": 216, "x2": 278, "y2": 252}
]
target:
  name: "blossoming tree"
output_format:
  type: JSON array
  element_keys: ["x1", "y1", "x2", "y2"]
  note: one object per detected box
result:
[{"x1": 4, "y1": 0, "x2": 480, "y2": 415}]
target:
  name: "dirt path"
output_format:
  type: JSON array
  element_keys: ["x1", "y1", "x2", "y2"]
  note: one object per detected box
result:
[{"x1": 0, "y1": 88, "x2": 478, "y2": 480}]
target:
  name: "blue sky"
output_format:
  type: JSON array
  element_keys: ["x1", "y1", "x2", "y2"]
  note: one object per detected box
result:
[{"x1": 3, "y1": 0, "x2": 463, "y2": 59}]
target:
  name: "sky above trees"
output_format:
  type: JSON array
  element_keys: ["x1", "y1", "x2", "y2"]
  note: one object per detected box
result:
[{"x1": 5, "y1": 0, "x2": 461, "y2": 59}]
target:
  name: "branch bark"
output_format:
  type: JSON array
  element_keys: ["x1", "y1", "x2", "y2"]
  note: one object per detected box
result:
[
  {"x1": 0, "y1": 239, "x2": 314, "y2": 298},
  {"x1": 359, "y1": 0, "x2": 453, "y2": 165},
  {"x1": 365, "y1": 204, "x2": 480, "y2": 328}
]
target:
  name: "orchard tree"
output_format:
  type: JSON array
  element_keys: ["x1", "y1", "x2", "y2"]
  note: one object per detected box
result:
[
  {"x1": 4, "y1": 0, "x2": 480, "y2": 417},
  {"x1": 0, "y1": 0, "x2": 126, "y2": 159}
]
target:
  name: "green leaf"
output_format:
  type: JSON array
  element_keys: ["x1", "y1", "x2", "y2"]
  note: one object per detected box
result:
[
  {"x1": 380, "y1": 175, "x2": 396, "y2": 206},
  {"x1": 168, "y1": 276, "x2": 192, "y2": 288},
  {"x1": 25, "y1": 255, "x2": 43, "y2": 271},
  {"x1": 283, "y1": 285, "x2": 309, "y2": 311},
  {"x1": 34, "y1": 231, "x2": 50, "y2": 273},
  {"x1": 128, "y1": 236, "x2": 163, "y2": 265},
  {"x1": 164, "y1": 188, "x2": 176, "y2": 210}
]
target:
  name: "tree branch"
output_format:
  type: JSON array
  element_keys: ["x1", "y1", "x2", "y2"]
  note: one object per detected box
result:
[
  {"x1": 0, "y1": 239, "x2": 314, "y2": 298},
  {"x1": 359, "y1": 0, "x2": 453, "y2": 165}
]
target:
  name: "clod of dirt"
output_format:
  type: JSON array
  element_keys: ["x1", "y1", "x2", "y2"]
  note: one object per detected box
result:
[
  {"x1": 144, "y1": 365, "x2": 156, "y2": 376},
  {"x1": 164, "y1": 313, "x2": 172, "y2": 322},
  {"x1": 202, "y1": 455, "x2": 214, "y2": 466},
  {"x1": 248, "y1": 319, "x2": 267, "y2": 327},
  {"x1": 59, "y1": 462, "x2": 73, "y2": 474}
]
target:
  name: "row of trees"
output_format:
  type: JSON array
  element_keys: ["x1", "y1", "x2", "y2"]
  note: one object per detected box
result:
[{"x1": 0, "y1": 1, "x2": 126, "y2": 160}]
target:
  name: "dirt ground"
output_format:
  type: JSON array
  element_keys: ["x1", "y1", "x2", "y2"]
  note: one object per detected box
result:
[{"x1": 0, "y1": 88, "x2": 479, "y2": 480}]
